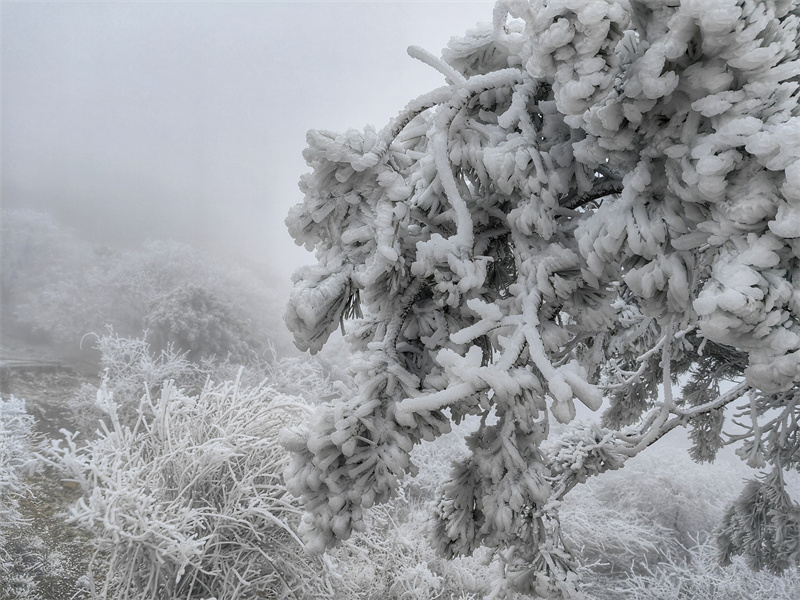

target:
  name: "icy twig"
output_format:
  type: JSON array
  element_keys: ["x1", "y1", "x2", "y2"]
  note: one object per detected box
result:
[{"x1": 408, "y1": 45, "x2": 466, "y2": 85}]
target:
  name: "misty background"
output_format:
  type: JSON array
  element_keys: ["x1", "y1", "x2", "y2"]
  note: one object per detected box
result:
[{"x1": 3, "y1": 1, "x2": 495, "y2": 284}]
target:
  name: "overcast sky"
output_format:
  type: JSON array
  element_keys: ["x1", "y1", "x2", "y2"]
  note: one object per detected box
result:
[{"x1": 2, "y1": 0, "x2": 495, "y2": 280}]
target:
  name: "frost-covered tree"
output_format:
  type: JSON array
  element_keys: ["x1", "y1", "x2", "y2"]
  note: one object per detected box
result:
[{"x1": 284, "y1": 1, "x2": 800, "y2": 597}]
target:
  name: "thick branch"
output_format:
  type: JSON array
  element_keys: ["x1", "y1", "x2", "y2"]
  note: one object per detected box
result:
[{"x1": 672, "y1": 382, "x2": 751, "y2": 419}]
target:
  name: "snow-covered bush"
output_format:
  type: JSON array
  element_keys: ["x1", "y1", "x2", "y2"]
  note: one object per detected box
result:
[
  {"x1": 143, "y1": 284, "x2": 258, "y2": 363},
  {"x1": 68, "y1": 331, "x2": 198, "y2": 432},
  {"x1": 51, "y1": 375, "x2": 332, "y2": 599},
  {"x1": 0, "y1": 395, "x2": 39, "y2": 548},
  {"x1": 96, "y1": 240, "x2": 289, "y2": 357},
  {"x1": 93, "y1": 330, "x2": 197, "y2": 393},
  {"x1": 4, "y1": 212, "x2": 291, "y2": 360},
  {"x1": 69, "y1": 331, "x2": 340, "y2": 435},
  {"x1": 283, "y1": 0, "x2": 800, "y2": 596},
  {"x1": 559, "y1": 446, "x2": 740, "y2": 591},
  {"x1": 600, "y1": 540, "x2": 800, "y2": 600}
]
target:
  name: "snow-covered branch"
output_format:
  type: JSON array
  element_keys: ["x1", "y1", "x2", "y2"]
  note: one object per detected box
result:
[
  {"x1": 560, "y1": 176, "x2": 624, "y2": 210},
  {"x1": 285, "y1": 0, "x2": 800, "y2": 594}
]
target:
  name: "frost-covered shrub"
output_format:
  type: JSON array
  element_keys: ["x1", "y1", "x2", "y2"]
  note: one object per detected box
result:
[
  {"x1": 97, "y1": 240, "x2": 290, "y2": 357},
  {"x1": 599, "y1": 540, "x2": 800, "y2": 600},
  {"x1": 5, "y1": 213, "x2": 292, "y2": 359},
  {"x1": 94, "y1": 330, "x2": 197, "y2": 393},
  {"x1": 70, "y1": 332, "x2": 340, "y2": 435},
  {"x1": 51, "y1": 376, "x2": 331, "y2": 599},
  {"x1": 143, "y1": 284, "x2": 259, "y2": 362},
  {"x1": 0, "y1": 395, "x2": 39, "y2": 548},
  {"x1": 559, "y1": 446, "x2": 745, "y2": 596},
  {"x1": 68, "y1": 331, "x2": 198, "y2": 432}
]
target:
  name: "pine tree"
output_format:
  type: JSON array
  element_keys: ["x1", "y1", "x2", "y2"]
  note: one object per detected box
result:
[{"x1": 284, "y1": 1, "x2": 800, "y2": 596}]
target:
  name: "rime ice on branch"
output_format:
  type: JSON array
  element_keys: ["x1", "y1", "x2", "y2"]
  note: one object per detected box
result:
[{"x1": 284, "y1": 1, "x2": 800, "y2": 597}]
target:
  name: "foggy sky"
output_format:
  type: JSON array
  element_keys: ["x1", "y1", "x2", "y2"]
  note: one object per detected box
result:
[{"x1": 2, "y1": 0, "x2": 495, "y2": 279}]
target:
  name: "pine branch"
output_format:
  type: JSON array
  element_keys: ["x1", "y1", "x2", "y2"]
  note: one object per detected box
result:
[
  {"x1": 560, "y1": 176, "x2": 624, "y2": 210},
  {"x1": 621, "y1": 381, "x2": 751, "y2": 456},
  {"x1": 551, "y1": 382, "x2": 751, "y2": 500},
  {"x1": 673, "y1": 382, "x2": 751, "y2": 420}
]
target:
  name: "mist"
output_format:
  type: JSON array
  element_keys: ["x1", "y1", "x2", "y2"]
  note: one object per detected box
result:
[{"x1": 2, "y1": 1, "x2": 495, "y2": 279}]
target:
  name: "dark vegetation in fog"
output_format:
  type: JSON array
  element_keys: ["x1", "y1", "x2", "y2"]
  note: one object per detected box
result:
[{"x1": 1, "y1": 209, "x2": 293, "y2": 366}]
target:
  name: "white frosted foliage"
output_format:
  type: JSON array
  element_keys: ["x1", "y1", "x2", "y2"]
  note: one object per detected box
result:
[{"x1": 284, "y1": 1, "x2": 800, "y2": 597}]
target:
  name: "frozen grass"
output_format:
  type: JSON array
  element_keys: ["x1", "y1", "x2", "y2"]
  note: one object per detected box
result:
[
  {"x1": 603, "y1": 541, "x2": 800, "y2": 600},
  {"x1": 559, "y1": 448, "x2": 800, "y2": 599},
  {"x1": 69, "y1": 332, "x2": 343, "y2": 436},
  {"x1": 0, "y1": 395, "x2": 40, "y2": 598},
  {"x1": 54, "y1": 333, "x2": 495, "y2": 599},
  {"x1": 0, "y1": 395, "x2": 39, "y2": 546},
  {"x1": 51, "y1": 373, "x2": 332, "y2": 599}
]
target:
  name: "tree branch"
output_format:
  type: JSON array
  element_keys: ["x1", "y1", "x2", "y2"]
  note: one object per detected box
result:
[
  {"x1": 550, "y1": 381, "x2": 751, "y2": 500},
  {"x1": 620, "y1": 381, "x2": 751, "y2": 456},
  {"x1": 560, "y1": 176, "x2": 624, "y2": 210}
]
